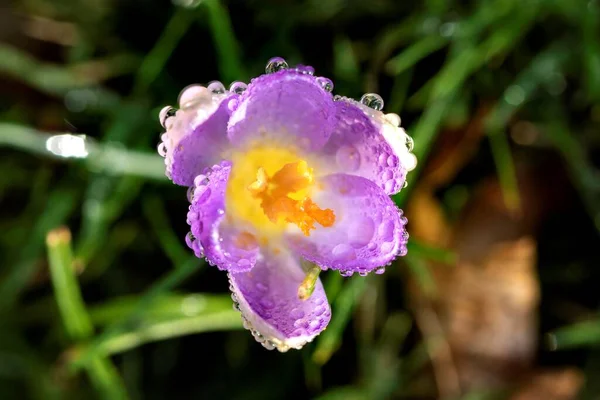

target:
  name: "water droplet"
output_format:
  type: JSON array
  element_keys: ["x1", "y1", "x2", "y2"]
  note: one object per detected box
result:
[
  {"x1": 308, "y1": 320, "x2": 321, "y2": 331},
  {"x1": 265, "y1": 57, "x2": 288, "y2": 74},
  {"x1": 381, "y1": 242, "x2": 394, "y2": 254},
  {"x1": 314, "y1": 306, "x2": 325, "y2": 316},
  {"x1": 295, "y1": 64, "x2": 315, "y2": 75},
  {"x1": 360, "y1": 93, "x2": 384, "y2": 111},
  {"x1": 316, "y1": 77, "x2": 334, "y2": 92},
  {"x1": 157, "y1": 142, "x2": 167, "y2": 157},
  {"x1": 367, "y1": 243, "x2": 377, "y2": 251},
  {"x1": 207, "y1": 81, "x2": 226, "y2": 94},
  {"x1": 333, "y1": 95, "x2": 343, "y2": 101},
  {"x1": 378, "y1": 220, "x2": 395, "y2": 242},
  {"x1": 359, "y1": 271, "x2": 368, "y2": 277},
  {"x1": 192, "y1": 187, "x2": 208, "y2": 205},
  {"x1": 187, "y1": 211, "x2": 198, "y2": 222},
  {"x1": 260, "y1": 299, "x2": 274, "y2": 309},
  {"x1": 185, "y1": 232, "x2": 196, "y2": 247},
  {"x1": 179, "y1": 85, "x2": 209, "y2": 109},
  {"x1": 385, "y1": 113, "x2": 401, "y2": 126},
  {"x1": 375, "y1": 266, "x2": 386, "y2": 275},
  {"x1": 340, "y1": 270, "x2": 354, "y2": 277},
  {"x1": 159, "y1": 106, "x2": 176, "y2": 128},
  {"x1": 405, "y1": 135, "x2": 414, "y2": 151},
  {"x1": 237, "y1": 259, "x2": 251, "y2": 268},
  {"x1": 351, "y1": 122, "x2": 367, "y2": 134},
  {"x1": 378, "y1": 153, "x2": 388, "y2": 166},
  {"x1": 315, "y1": 297, "x2": 325, "y2": 305},
  {"x1": 290, "y1": 308, "x2": 305, "y2": 319},
  {"x1": 229, "y1": 81, "x2": 248, "y2": 95},
  {"x1": 256, "y1": 282, "x2": 268, "y2": 292},
  {"x1": 332, "y1": 244, "x2": 355, "y2": 261},
  {"x1": 335, "y1": 145, "x2": 360, "y2": 171},
  {"x1": 292, "y1": 329, "x2": 304, "y2": 337},
  {"x1": 384, "y1": 180, "x2": 395, "y2": 193},
  {"x1": 348, "y1": 217, "x2": 375, "y2": 248},
  {"x1": 194, "y1": 174, "x2": 207, "y2": 187},
  {"x1": 403, "y1": 181, "x2": 408, "y2": 189},
  {"x1": 383, "y1": 170, "x2": 394, "y2": 180},
  {"x1": 400, "y1": 216, "x2": 408, "y2": 225},
  {"x1": 187, "y1": 186, "x2": 195, "y2": 202},
  {"x1": 387, "y1": 155, "x2": 398, "y2": 167},
  {"x1": 398, "y1": 246, "x2": 408, "y2": 256}
]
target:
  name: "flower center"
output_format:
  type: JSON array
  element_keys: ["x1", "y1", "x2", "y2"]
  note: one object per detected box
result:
[{"x1": 226, "y1": 147, "x2": 335, "y2": 236}]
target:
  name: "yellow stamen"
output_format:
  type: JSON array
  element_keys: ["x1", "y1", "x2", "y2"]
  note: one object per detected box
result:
[{"x1": 248, "y1": 161, "x2": 335, "y2": 236}]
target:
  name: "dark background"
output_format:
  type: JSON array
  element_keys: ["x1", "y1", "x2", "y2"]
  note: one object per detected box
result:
[{"x1": 1, "y1": 0, "x2": 599, "y2": 399}]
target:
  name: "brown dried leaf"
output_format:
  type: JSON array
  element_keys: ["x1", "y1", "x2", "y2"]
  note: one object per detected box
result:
[
  {"x1": 511, "y1": 368, "x2": 584, "y2": 400},
  {"x1": 439, "y1": 237, "x2": 539, "y2": 390}
]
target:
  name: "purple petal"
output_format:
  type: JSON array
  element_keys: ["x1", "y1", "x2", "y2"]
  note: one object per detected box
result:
[
  {"x1": 227, "y1": 70, "x2": 336, "y2": 152},
  {"x1": 228, "y1": 249, "x2": 331, "y2": 351},
  {"x1": 187, "y1": 161, "x2": 259, "y2": 272},
  {"x1": 160, "y1": 89, "x2": 236, "y2": 186},
  {"x1": 320, "y1": 99, "x2": 416, "y2": 195},
  {"x1": 287, "y1": 173, "x2": 408, "y2": 274}
]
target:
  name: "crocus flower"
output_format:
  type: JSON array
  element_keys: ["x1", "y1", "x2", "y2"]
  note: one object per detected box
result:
[{"x1": 157, "y1": 57, "x2": 416, "y2": 351}]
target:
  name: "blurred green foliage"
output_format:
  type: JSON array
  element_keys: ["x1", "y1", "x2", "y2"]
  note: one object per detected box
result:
[{"x1": 1, "y1": 0, "x2": 600, "y2": 399}]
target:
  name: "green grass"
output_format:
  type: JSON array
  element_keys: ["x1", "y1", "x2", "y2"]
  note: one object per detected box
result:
[{"x1": 1, "y1": 0, "x2": 599, "y2": 398}]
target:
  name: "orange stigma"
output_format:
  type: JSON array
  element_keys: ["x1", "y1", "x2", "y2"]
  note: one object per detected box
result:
[{"x1": 248, "y1": 161, "x2": 335, "y2": 235}]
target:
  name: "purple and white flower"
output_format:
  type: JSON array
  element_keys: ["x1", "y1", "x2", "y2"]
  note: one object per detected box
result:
[{"x1": 157, "y1": 57, "x2": 416, "y2": 351}]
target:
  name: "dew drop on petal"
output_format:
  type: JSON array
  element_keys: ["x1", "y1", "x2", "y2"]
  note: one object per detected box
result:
[
  {"x1": 384, "y1": 180, "x2": 395, "y2": 193},
  {"x1": 295, "y1": 64, "x2": 315, "y2": 75},
  {"x1": 256, "y1": 282, "x2": 268, "y2": 292},
  {"x1": 194, "y1": 187, "x2": 212, "y2": 204},
  {"x1": 332, "y1": 244, "x2": 355, "y2": 261},
  {"x1": 380, "y1": 242, "x2": 394, "y2": 254},
  {"x1": 207, "y1": 81, "x2": 226, "y2": 94},
  {"x1": 406, "y1": 135, "x2": 414, "y2": 151},
  {"x1": 265, "y1": 57, "x2": 288, "y2": 74},
  {"x1": 260, "y1": 299, "x2": 274, "y2": 309},
  {"x1": 385, "y1": 113, "x2": 401, "y2": 126},
  {"x1": 193, "y1": 174, "x2": 207, "y2": 187},
  {"x1": 375, "y1": 266, "x2": 386, "y2": 275},
  {"x1": 335, "y1": 145, "x2": 360, "y2": 171},
  {"x1": 229, "y1": 81, "x2": 248, "y2": 95},
  {"x1": 348, "y1": 217, "x2": 375, "y2": 248},
  {"x1": 157, "y1": 142, "x2": 167, "y2": 157},
  {"x1": 185, "y1": 232, "x2": 196, "y2": 247},
  {"x1": 378, "y1": 220, "x2": 395, "y2": 242},
  {"x1": 360, "y1": 93, "x2": 384, "y2": 111},
  {"x1": 237, "y1": 259, "x2": 251, "y2": 268},
  {"x1": 398, "y1": 246, "x2": 408, "y2": 256},
  {"x1": 387, "y1": 155, "x2": 398, "y2": 167},
  {"x1": 179, "y1": 85, "x2": 209, "y2": 109},
  {"x1": 308, "y1": 320, "x2": 321, "y2": 331},
  {"x1": 290, "y1": 308, "x2": 305, "y2": 319},
  {"x1": 316, "y1": 77, "x2": 334, "y2": 92},
  {"x1": 187, "y1": 186, "x2": 195, "y2": 202},
  {"x1": 159, "y1": 106, "x2": 176, "y2": 128},
  {"x1": 367, "y1": 242, "x2": 377, "y2": 251}
]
